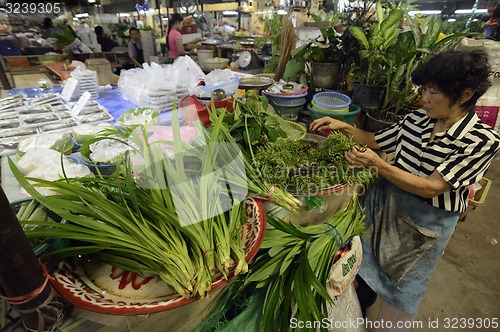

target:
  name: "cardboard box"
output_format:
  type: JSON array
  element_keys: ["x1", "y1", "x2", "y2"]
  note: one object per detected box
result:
[{"x1": 84, "y1": 58, "x2": 112, "y2": 86}]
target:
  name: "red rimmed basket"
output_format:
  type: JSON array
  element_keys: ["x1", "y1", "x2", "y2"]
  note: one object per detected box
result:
[{"x1": 49, "y1": 197, "x2": 266, "y2": 315}]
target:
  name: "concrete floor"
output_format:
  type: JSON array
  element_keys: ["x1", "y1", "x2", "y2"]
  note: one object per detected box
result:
[{"x1": 367, "y1": 155, "x2": 500, "y2": 331}]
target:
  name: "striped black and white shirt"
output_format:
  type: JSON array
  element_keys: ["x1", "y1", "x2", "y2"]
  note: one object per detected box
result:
[{"x1": 374, "y1": 109, "x2": 500, "y2": 212}]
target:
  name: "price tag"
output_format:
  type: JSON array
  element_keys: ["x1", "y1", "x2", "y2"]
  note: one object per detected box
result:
[
  {"x1": 71, "y1": 91, "x2": 91, "y2": 117},
  {"x1": 61, "y1": 77, "x2": 79, "y2": 102}
]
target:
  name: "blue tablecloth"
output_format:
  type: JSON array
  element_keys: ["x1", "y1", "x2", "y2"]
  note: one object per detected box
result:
[{"x1": 9, "y1": 86, "x2": 175, "y2": 125}]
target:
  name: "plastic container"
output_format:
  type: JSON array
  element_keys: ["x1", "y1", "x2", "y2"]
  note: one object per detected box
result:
[
  {"x1": 201, "y1": 76, "x2": 240, "y2": 97},
  {"x1": 308, "y1": 103, "x2": 361, "y2": 124},
  {"x1": 179, "y1": 95, "x2": 234, "y2": 126},
  {"x1": 269, "y1": 97, "x2": 306, "y2": 117},
  {"x1": 312, "y1": 91, "x2": 351, "y2": 110},
  {"x1": 469, "y1": 177, "x2": 492, "y2": 206},
  {"x1": 80, "y1": 159, "x2": 117, "y2": 176},
  {"x1": 263, "y1": 90, "x2": 308, "y2": 100},
  {"x1": 311, "y1": 99, "x2": 348, "y2": 113}
]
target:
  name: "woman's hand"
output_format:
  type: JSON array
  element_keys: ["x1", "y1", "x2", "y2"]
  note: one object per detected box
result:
[
  {"x1": 344, "y1": 146, "x2": 381, "y2": 168},
  {"x1": 309, "y1": 116, "x2": 349, "y2": 133}
]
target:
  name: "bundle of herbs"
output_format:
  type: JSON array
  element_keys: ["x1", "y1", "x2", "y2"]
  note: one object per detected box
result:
[
  {"x1": 195, "y1": 194, "x2": 366, "y2": 332},
  {"x1": 10, "y1": 109, "x2": 260, "y2": 299},
  {"x1": 253, "y1": 132, "x2": 376, "y2": 194},
  {"x1": 207, "y1": 102, "x2": 303, "y2": 212},
  {"x1": 209, "y1": 95, "x2": 305, "y2": 154}
]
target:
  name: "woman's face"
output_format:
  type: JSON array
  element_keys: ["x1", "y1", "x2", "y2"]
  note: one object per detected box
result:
[{"x1": 420, "y1": 83, "x2": 460, "y2": 119}]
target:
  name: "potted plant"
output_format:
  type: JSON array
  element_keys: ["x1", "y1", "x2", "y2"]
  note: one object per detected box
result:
[
  {"x1": 366, "y1": 14, "x2": 468, "y2": 131},
  {"x1": 380, "y1": 13, "x2": 469, "y2": 121},
  {"x1": 348, "y1": 1, "x2": 404, "y2": 111},
  {"x1": 283, "y1": 13, "x2": 344, "y2": 88},
  {"x1": 348, "y1": 1, "x2": 469, "y2": 131}
]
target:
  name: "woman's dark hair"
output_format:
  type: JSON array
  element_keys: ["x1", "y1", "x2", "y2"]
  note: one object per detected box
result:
[
  {"x1": 166, "y1": 13, "x2": 184, "y2": 51},
  {"x1": 94, "y1": 26, "x2": 104, "y2": 36},
  {"x1": 412, "y1": 50, "x2": 491, "y2": 112}
]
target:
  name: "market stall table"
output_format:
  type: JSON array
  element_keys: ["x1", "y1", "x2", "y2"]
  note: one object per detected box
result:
[{"x1": 8, "y1": 85, "x2": 177, "y2": 124}]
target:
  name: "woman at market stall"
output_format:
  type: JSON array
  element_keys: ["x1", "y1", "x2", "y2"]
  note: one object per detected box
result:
[
  {"x1": 309, "y1": 49, "x2": 500, "y2": 331},
  {"x1": 166, "y1": 13, "x2": 192, "y2": 62},
  {"x1": 127, "y1": 28, "x2": 144, "y2": 68}
]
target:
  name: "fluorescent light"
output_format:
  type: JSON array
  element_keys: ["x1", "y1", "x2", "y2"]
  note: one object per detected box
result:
[
  {"x1": 75, "y1": 13, "x2": 89, "y2": 18},
  {"x1": 277, "y1": 9, "x2": 287, "y2": 15},
  {"x1": 223, "y1": 10, "x2": 238, "y2": 16},
  {"x1": 88, "y1": 0, "x2": 96, "y2": 3},
  {"x1": 447, "y1": 18, "x2": 456, "y2": 22},
  {"x1": 118, "y1": 13, "x2": 130, "y2": 17},
  {"x1": 408, "y1": 10, "x2": 442, "y2": 16},
  {"x1": 455, "y1": 9, "x2": 487, "y2": 14}
]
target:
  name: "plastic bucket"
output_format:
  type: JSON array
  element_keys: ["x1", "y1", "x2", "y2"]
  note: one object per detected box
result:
[
  {"x1": 308, "y1": 103, "x2": 361, "y2": 124},
  {"x1": 270, "y1": 97, "x2": 306, "y2": 116}
]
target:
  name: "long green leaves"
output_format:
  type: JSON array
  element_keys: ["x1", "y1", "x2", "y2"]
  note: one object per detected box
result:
[
  {"x1": 239, "y1": 194, "x2": 366, "y2": 331},
  {"x1": 11, "y1": 109, "x2": 255, "y2": 299}
]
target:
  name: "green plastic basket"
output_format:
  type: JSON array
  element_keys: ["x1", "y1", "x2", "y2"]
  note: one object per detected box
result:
[
  {"x1": 308, "y1": 103, "x2": 361, "y2": 124},
  {"x1": 11, "y1": 199, "x2": 70, "y2": 272}
]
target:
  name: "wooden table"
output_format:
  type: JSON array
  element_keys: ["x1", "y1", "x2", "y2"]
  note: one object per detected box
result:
[{"x1": 44, "y1": 62, "x2": 75, "y2": 81}]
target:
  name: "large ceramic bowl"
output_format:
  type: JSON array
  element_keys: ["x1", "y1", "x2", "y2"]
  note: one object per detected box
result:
[
  {"x1": 204, "y1": 58, "x2": 230, "y2": 71},
  {"x1": 49, "y1": 197, "x2": 266, "y2": 315}
]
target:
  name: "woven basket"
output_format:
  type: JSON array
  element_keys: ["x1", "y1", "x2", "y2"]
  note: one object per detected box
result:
[{"x1": 312, "y1": 92, "x2": 351, "y2": 110}]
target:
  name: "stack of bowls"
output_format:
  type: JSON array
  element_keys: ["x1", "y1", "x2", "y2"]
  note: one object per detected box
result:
[
  {"x1": 262, "y1": 90, "x2": 308, "y2": 121},
  {"x1": 308, "y1": 92, "x2": 360, "y2": 124}
]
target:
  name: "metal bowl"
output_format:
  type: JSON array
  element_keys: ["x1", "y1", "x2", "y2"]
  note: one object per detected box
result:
[{"x1": 238, "y1": 76, "x2": 275, "y2": 90}]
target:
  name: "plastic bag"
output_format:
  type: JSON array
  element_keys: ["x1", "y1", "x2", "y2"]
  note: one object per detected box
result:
[
  {"x1": 89, "y1": 138, "x2": 133, "y2": 164},
  {"x1": 118, "y1": 59, "x2": 205, "y2": 111}
]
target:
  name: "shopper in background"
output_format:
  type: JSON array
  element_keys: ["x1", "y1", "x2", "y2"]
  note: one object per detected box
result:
[
  {"x1": 95, "y1": 26, "x2": 117, "y2": 52},
  {"x1": 41, "y1": 17, "x2": 60, "y2": 39},
  {"x1": 310, "y1": 49, "x2": 500, "y2": 331},
  {"x1": 128, "y1": 28, "x2": 144, "y2": 68},
  {"x1": 166, "y1": 13, "x2": 191, "y2": 62},
  {"x1": 483, "y1": 3, "x2": 500, "y2": 40}
]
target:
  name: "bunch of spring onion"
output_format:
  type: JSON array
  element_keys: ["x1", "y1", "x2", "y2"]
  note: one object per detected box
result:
[
  {"x1": 10, "y1": 109, "x2": 254, "y2": 299},
  {"x1": 240, "y1": 194, "x2": 366, "y2": 331},
  {"x1": 15, "y1": 200, "x2": 53, "y2": 231}
]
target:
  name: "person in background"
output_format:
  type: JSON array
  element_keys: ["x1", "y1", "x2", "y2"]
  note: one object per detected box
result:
[
  {"x1": 41, "y1": 17, "x2": 60, "y2": 39},
  {"x1": 309, "y1": 49, "x2": 500, "y2": 331},
  {"x1": 95, "y1": 26, "x2": 118, "y2": 52},
  {"x1": 166, "y1": 13, "x2": 191, "y2": 62},
  {"x1": 483, "y1": 3, "x2": 500, "y2": 40},
  {"x1": 127, "y1": 28, "x2": 144, "y2": 68}
]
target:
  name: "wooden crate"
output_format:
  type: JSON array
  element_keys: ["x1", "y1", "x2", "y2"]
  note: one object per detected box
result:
[{"x1": 84, "y1": 58, "x2": 112, "y2": 86}]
